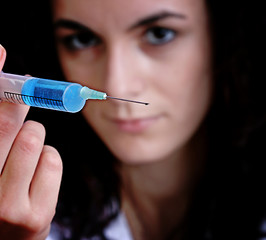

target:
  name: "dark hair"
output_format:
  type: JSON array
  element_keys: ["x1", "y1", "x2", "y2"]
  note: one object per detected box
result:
[
  {"x1": 1, "y1": 0, "x2": 266, "y2": 239},
  {"x1": 192, "y1": 1, "x2": 266, "y2": 239}
]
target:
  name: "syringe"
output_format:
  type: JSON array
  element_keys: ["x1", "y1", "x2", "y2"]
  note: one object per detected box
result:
[{"x1": 0, "y1": 72, "x2": 149, "y2": 113}]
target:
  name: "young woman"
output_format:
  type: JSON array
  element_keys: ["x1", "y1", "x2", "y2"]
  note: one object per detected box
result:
[{"x1": 0, "y1": 0, "x2": 265, "y2": 239}]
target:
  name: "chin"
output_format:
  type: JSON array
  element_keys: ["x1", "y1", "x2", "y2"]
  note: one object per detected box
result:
[{"x1": 103, "y1": 138, "x2": 176, "y2": 166}]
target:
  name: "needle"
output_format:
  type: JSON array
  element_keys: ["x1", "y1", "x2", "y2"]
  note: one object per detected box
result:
[
  {"x1": 79, "y1": 86, "x2": 149, "y2": 105},
  {"x1": 106, "y1": 96, "x2": 149, "y2": 105}
]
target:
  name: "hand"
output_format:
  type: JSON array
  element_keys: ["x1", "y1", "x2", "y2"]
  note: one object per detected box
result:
[{"x1": 0, "y1": 45, "x2": 63, "y2": 240}]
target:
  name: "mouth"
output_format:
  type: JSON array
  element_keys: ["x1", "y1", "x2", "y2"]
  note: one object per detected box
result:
[{"x1": 111, "y1": 116, "x2": 160, "y2": 133}]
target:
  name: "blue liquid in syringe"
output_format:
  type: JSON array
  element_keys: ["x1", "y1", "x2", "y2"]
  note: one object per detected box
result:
[{"x1": 21, "y1": 78, "x2": 86, "y2": 113}]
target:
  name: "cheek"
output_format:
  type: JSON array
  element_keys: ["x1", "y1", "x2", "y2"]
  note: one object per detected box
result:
[
  {"x1": 152, "y1": 60, "x2": 212, "y2": 123},
  {"x1": 155, "y1": 33, "x2": 213, "y2": 118}
]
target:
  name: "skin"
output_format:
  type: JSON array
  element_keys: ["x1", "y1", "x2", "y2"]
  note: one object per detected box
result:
[
  {"x1": 52, "y1": 0, "x2": 212, "y2": 239},
  {"x1": 0, "y1": 45, "x2": 63, "y2": 240}
]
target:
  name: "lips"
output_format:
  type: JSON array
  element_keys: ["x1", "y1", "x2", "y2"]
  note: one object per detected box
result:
[{"x1": 111, "y1": 116, "x2": 160, "y2": 133}]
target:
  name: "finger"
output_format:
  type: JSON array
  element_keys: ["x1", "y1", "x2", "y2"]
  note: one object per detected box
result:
[
  {"x1": 0, "y1": 121, "x2": 45, "y2": 200},
  {"x1": 30, "y1": 145, "x2": 62, "y2": 215},
  {"x1": 0, "y1": 103, "x2": 30, "y2": 171},
  {"x1": 0, "y1": 44, "x2": 7, "y2": 70},
  {"x1": 0, "y1": 45, "x2": 30, "y2": 171},
  {"x1": 0, "y1": 45, "x2": 29, "y2": 170}
]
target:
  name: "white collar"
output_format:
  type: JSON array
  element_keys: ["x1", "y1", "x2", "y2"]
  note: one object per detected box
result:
[{"x1": 104, "y1": 212, "x2": 133, "y2": 240}]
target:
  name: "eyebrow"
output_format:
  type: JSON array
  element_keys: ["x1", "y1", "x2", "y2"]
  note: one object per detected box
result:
[
  {"x1": 54, "y1": 19, "x2": 90, "y2": 31},
  {"x1": 129, "y1": 11, "x2": 187, "y2": 30}
]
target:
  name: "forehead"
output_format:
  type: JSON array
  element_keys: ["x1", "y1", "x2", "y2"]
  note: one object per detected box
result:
[{"x1": 52, "y1": 0, "x2": 207, "y2": 27}]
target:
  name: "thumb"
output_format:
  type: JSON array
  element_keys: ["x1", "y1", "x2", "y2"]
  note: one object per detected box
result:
[{"x1": 0, "y1": 44, "x2": 7, "y2": 71}]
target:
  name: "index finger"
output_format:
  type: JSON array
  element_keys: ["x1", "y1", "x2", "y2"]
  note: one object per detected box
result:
[{"x1": 0, "y1": 45, "x2": 30, "y2": 171}]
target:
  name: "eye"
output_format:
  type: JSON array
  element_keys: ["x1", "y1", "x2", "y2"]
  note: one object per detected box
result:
[
  {"x1": 60, "y1": 31, "x2": 101, "y2": 51},
  {"x1": 144, "y1": 27, "x2": 176, "y2": 45}
]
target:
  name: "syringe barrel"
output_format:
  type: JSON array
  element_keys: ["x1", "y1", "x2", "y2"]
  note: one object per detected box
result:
[
  {"x1": 22, "y1": 78, "x2": 86, "y2": 112},
  {"x1": 0, "y1": 72, "x2": 86, "y2": 113}
]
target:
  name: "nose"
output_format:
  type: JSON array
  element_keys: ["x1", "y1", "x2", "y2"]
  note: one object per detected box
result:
[{"x1": 103, "y1": 43, "x2": 146, "y2": 100}]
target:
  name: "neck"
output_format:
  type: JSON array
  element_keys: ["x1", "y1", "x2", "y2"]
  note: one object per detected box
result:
[{"x1": 118, "y1": 128, "x2": 207, "y2": 240}]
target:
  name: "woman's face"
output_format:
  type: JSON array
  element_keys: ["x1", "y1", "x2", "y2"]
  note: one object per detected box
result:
[{"x1": 52, "y1": 0, "x2": 212, "y2": 164}]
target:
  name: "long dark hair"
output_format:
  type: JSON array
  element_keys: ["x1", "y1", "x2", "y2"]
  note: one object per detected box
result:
[
  {"x1": 191, "y1": 0, "x2": 266, "y2": 239},
  {"x1": 1, "y1": 0, "x2": 266, "y2": 239}
]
